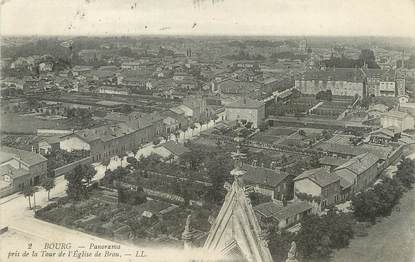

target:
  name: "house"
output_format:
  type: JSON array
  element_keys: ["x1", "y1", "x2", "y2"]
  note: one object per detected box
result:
[
  {"x1": 225, "y1": 97, "x2": 265, "y2": 128},
  {"x1": 60, "y1": 123, "x2": 140, "y2": 162},
  {"x1": 368, "y1": 128, "x2": 400, "y2": 145},
  {"x1": 367, "y1": 104, "x2": 389, "y2": 119},
  {"x1": 334, "y1": 152, "x2": 380, "y2": 199},
  {"x1": 98, "y1": 86, "x2": 129, "y2": 96},
  {"x1": 170, "y1": 104, "x2": 194, "y2": 118},
  {"x1": 38, "y1": 62, "x2": 53, "y2": 72},
  {"x1": 121, "y1": 61, "x2": 141, "y2": 70},
  {"x1": 242, "y1": 164, "x2": 294, "y2": 201},
  {"x1": 173, "y1": 72, "x2": 192, "y2": 81},
  {"x1": 38, "y1": 136, "x2": 61, "y2": 155},
  {"x1": 72, "y1": 65, "x2": 93, "y2": 76},
  {"x1": 254, "y1": 201, "x2": 313, "y2": 230},
  {"x1": 216, "y1": 79, "x2": 261, "y2": 95},
  {"x1": 381, "y1": 110, "x2": 414, "y2": 131},
  {"x1": 182, "y1": 95, "x2": 209, "y2": 121},
  {"x1": 363, "y1": 69, "x2": 397, "y2": 97},
  {"x1": 0, "y1": 146, "x2": 48, "y2": 196},
  {"x1": 318, "y1": 156, "x2": 348, "y2": 171},
  {"x1": 154, "y1": 141, "x2": 190, "y2": 161},
  {"x1": 294, "y1": 167, "x2": 341, "y2": 209},
  {"x1": 295, "y1": 68, "x2": 365, "y2": 97},
  {"x1": 163, "y1": 116, "x2": 180, "y2": 134}
]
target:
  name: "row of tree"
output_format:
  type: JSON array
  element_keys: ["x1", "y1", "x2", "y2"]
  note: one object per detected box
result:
[
  {"x1": 351, "y1": 157, "x2": 415, "y2": 223},
  {"x1": 268, "y1": 210, "x2": 354, "y2": 261}
]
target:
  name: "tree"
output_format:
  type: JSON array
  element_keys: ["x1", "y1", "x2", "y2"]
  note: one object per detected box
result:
[
  {"x1": 298, "y1": 129, "x2": 306, "y2": 137},
  {"x1": 113, "y1": 166, "x2": 129, "y2": 182},
  {"x1": 118, "y1": 152, "x2": 128, "y2": 167},
  {"x1": 296, "y1": 214, "x2": 332, "y2": 258},
  {"x1": 395, "y1": 157, "x2": 415, "y2": 189},
  {"x1": 258, "y1": 122, "x2": 269, "y2": 132},
  {"x1": 40, "y1": 176, "x2": 55, "y2": 201},
  {"x1": 102, "y1": 159, "x2": 111, "y2": 171},
  {"x1": 351, "y1": 189, "x2": 381, "y2": 223},
  {"x1": 322, "y1": 130, "x2": 332, "y2": 140},
  {"x1": 205, "y1": 157, "x2": 232, "y2": 205},
  {"x1": 126, "y1": 156, "x2": 138, "y2": 169},
  {"x1": 22, "y1": 185, "x2": 35, "y2": 209},
  {"x1": 64, "y1": 164, "x2": 93, "y2": 201},
  {"x1": 32, "y1": 186, "x2": 39, "y2": 211}
]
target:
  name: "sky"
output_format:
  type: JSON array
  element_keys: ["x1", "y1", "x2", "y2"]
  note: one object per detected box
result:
[{"x1": 1, "y1": 0, "x2": 415, "y2": 37}]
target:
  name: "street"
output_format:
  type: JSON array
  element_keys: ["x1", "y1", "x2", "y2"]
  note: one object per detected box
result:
[{"x1": 0, "y1": 120, "x2": 218, "y2": 262}]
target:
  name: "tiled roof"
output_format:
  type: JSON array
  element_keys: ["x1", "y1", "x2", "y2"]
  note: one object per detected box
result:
[
  {"x1": 254, "y1": 201, "x2": 312, "y2": 221},
  {"x1": 335, "y1": 153, "x2": 379, "y2": 176},
  {"x1": 242, "y1": 164, "x2": 291, "y2": 188},
  {"x1": 0, "y1": 164, "x2": 30, "y2": 179},
  {"x1": 226, "y1": 97, "x2": 264, "y2": 109},
  {"x1": 157, "y1": 141, "x2": 190, "y2": 157},
  {"x1": 334, "y1": 169, "x2": 356, "y2": 188},
  {"x1": 370, "y1": 128, "x2": 395, "y2": 138},
  {"x1": 0, "y1": 146, "x2": 47, "y2": 166},
  {"x1": 315, "y1": 142, "x2": 366, "y2": 156},
  {"x1": 382, "y1": 110, "x2": 410, "y2": 120},
  {"x1": 294, "y1": 167, "x2": 340, "y2": 188},
  {"x1": 319, "y1": 156, "x2": 348, "y2": 167},
  {"x1": 75, "y1": 123, "x2": 136, "y2": 143},
  {"x1": 301, "y1": 68, "x2": 365, "y2": 82},
  {"x1": 72, "y1": 65, "x2": 93, "y2": 71}
]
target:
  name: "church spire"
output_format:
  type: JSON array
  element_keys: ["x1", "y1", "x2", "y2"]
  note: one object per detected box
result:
[{"x1": 203, "y1": 132, "x2": 273, "y2": 262}]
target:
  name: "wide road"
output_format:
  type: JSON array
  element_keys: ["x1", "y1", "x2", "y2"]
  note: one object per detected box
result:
[{"x1": 332, "y1": 152, "x2": 415, "y2": 262}]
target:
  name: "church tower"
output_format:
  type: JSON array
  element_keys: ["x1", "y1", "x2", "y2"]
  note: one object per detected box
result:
[{"x1": 203, "y1": 135, "x2": 274, "y2": 262}]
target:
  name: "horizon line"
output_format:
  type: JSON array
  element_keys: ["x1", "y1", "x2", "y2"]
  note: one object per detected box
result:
[{"x1": 2, "y1": 33, "x2": 415, "y2": 40}]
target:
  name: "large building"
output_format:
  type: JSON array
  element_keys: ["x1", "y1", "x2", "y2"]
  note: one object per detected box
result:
[
  {"x1": 293, "y1": 167, "x2": 341, "y2": 209},
  {"x1": 243, "y1": 164, "x2": 294, "y2": 201},
  {"x1": 381, "y1": 110, "x2": 415, "y2": 131},
  {"x1": 60, "y1": 113, "x2": 165, "y2": 162},
  {"x1": 364, "y1": 69, "x2": 396, "y2": 97},
  {"x1": 334, "y1": 152, "x2": 380, "y2": 200},
  {"x1": 0, "y1": 146, "x2": 47, "y2": 196},
  {"x1": 225, "y1": 97, "x2": 265, "y2": 128},
  {"x1": 295, "y1": 68, "x2": 365, "y2": 97}
]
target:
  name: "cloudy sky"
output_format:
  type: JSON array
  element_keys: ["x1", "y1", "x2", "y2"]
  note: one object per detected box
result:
[{"x1": 1, "y1": 0, "x2": 414, "y2": 37}]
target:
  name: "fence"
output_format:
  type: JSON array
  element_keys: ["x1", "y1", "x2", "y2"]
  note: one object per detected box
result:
[
  {"x1": 53, "y1": 156, "x2": 93, "y2": 177},
  {"x1": 0, "y1": 185, "x2": 17, "y2": 198},
  {"x1": 117, "y1": 181, "x2": 204, "y2": 207},
  {"x1": 37, "y1": 129, "x2": 73, "y2": 135}
]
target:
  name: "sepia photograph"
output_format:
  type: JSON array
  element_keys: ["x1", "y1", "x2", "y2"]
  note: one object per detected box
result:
[{"x1": 0, "y1": 0, "x2": 414, "y2": 261}]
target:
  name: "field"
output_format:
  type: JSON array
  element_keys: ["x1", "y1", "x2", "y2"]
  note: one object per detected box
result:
[
  {"x1": 252, "y1": 127, "x2": 297, "y2": 144},
  {"x1": 0, "y1": 112, "x2": 73, "y2": 134}
]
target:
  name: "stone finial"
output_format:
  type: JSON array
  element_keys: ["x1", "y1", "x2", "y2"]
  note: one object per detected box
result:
[
  {"x1": 230, "y1": 131, "x2": 247, "y2": 182},
  {"x1": 286, "y1": 241, "x2": 299, "y2": 262},
  {"x1": 182, "y1": 214, "x2": 193, "y2": 249}
]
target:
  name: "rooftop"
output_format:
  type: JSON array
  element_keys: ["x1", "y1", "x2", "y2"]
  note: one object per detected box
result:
[
  {"x1": 0, "y1": 146, "x2": 47, "y2": 167},
  {"x1": 156, "y1": 141, "x2": 190, "y2": 157},
  {"x1": 382, "y1": 110, "x2": 411, "y2": 120},
  {"x1": 242, "y1": 164, "x2": 291, "y2": 188},
  {"x1": 226, "y1": 97, "x2": 264, "y2": 109},
  {"x1": 301, "y1": 68, "x2": 365, "y2": 82},
  {"x1": 0, "y1": 164, "x2": 30, "y2": 179},
  {"x1": 294, "y1": 167, "x2": 340, "y2": 188},
  {"x1": 75, "y1": 123, "x2": 136, "y2": 143},
  {"x1": 254, "y1": 201, "x2": 312, "y2": 221},
  {"x1": 335, "y1": 152, "x2": 379, "y2": 176}
]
